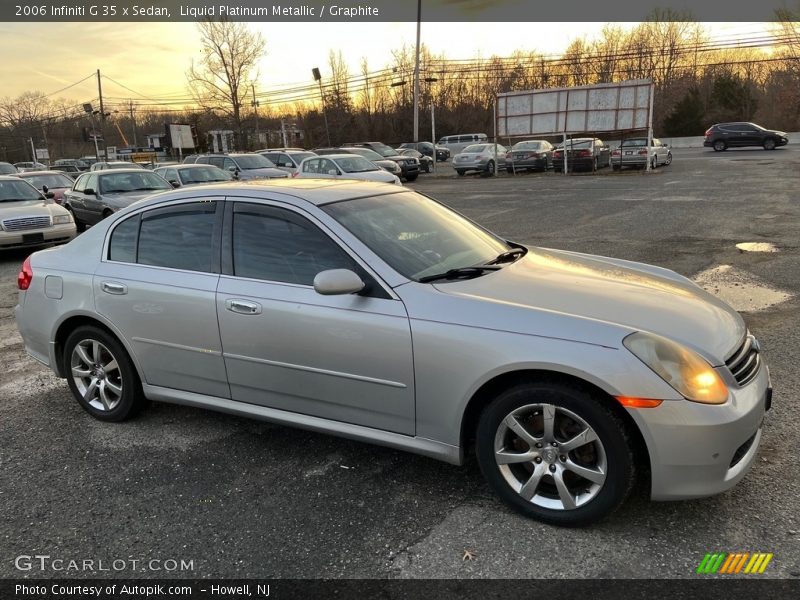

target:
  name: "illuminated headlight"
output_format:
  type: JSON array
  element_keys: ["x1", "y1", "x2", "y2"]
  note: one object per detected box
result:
[
  {"x1": 53, "y1": 214, "x2": 73, "y2": 225},
  {"x1": 623, "y1": 332, "x2": 729, "y2": 404}
]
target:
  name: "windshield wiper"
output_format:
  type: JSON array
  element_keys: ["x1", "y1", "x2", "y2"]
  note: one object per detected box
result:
[
  {"x1": 418, "y1": 265, "x2": 501, "y2": 283},
  {"x1": 132, "y1": 187, "x2": 167, "y2": 191},
  {"x1": 484, "y1": 247, "x2": 527, "y2": 265}
]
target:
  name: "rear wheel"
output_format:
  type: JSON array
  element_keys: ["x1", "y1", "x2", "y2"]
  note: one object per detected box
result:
[
  {"x1": 456, "y1": 170, "x2": 465, "y2": 176},
  {"x1": 64, "y1": 326, "x2": 144, "y2": 422},
  {"x1": 713, "y1": 140, "x2": 727, "y2": 152},
  {"x1": 476, "y1": 381, "x2": 635, "y2": 526},
  {"x1": 486, "y1": 160, "x2": 495, "y2": 176},
  {"x1": 763, "y1": 138, "x2": 776, "y2": 151}
]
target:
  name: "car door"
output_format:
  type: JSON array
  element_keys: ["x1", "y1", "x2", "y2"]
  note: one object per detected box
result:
[
  {"x1": 216, "y1": 200, "x2": 415, "y2": 435},
  {"x1": 94, "y1": 199, "x2": 229, "y2": 399},
  {"x1": 65, "y1": 173, "x2": 90, "y2": 221},
  {"x1": 81, "y1": 173, "x2": 105, "y2": 224}
]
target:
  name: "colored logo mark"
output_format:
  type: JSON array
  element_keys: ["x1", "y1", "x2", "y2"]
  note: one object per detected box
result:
[{"x1": 697, "y1": 552, "x2": 773, "y2": 574}]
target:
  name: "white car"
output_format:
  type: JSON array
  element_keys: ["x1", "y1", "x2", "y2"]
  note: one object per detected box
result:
[
  {"x1": 0, "y1": 176, "x2": 76, "y2": 250},
  {"x1": 296, "y1": 154, "x2": 401, "y2": 184}
]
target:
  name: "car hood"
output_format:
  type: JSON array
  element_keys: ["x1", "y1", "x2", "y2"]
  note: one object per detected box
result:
[
  {"x1": 239, "y1": 167, "x2": 289, "y2": 179},
  {"x1": 430, "y1": 247, "x2": 744, "y2": 364},
  {"x1": 0, "y1": 199, "x2": 69, "y2": 218}
]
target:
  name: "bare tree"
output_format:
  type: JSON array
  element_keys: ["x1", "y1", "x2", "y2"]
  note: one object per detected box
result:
[{"x1": 187, "y1": 20, "x2": 265, "y2": 140}]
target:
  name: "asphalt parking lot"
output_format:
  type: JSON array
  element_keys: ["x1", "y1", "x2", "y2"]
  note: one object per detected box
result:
[{"x1": 1, "y1": 145, "x2": 799, "y2": 579}]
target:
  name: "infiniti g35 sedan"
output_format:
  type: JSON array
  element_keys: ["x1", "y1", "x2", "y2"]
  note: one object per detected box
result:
[{"x1": 15, "y1": 179, "x2": 771, "y2": 525}]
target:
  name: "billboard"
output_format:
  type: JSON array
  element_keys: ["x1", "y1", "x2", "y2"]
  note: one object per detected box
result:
[
  {"x1": 168, "y1": 123, "x2": 195, "y2": 149},
  {"x1": 497, "y1": 79, "x2": 653, "y2": 138}
]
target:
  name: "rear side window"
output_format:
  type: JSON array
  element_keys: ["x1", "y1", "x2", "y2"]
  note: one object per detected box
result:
[{"x1": 108, "y1": 214, "x2": 140, "y2": 263}]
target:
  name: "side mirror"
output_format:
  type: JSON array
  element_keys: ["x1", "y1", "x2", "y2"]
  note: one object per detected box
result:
[
  {"x1": 45, "y1": 191, "x2": 55, "y2": 199},
  {"x1": 84, "y1": 188, "x2": 96, "y2": 195},
  {"x1": 313, "y1": 269, "x2": 365, "y2": 296},
  {"x1": 42, "y1": 185, "x2": 49, "y2": 193},
  {"x1": 170, "y1": 180, "x2": 180, "y2": 188},
  {"x1": 327, "y1": 169, "x2": 339, "y2": 176},
  {"x1": 227, "y1": 166, "x2": 237, "y2": 172}
]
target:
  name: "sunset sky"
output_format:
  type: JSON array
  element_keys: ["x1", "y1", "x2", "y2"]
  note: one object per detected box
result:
[{"x1": 0, "y1": 21, "x2": 774, "y2": 108}]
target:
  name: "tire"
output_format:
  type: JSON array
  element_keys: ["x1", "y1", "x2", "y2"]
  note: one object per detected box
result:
[
  {"x1": 713, "y1": 140, "x2": 727, "y2": 152},
  {"x1": 405, "y1": 173, "x2": 418, "y2": 182},
  {"x1": 456, "y1": 170, "x2": 465, "y2": 176},
  {"x1": 63, "y1": 325, "x2": 144, "y2": 422},
  {"x1": 424, "y1": 162, "x2": 431, "y2": 173},
  {"x1": 506, "y1": 167, "x2": 514, "y2": 174},
  {"x1": 664, "y1": 152, "x2": 672, "y2": 166},
  {"x1": 612, "y1": 164, "x2": 621, "y2": 171},
  {"x1": 650, "y1": 156, "x2": 657, "y2": 170},
  {"x1": 486, "y1": 160, "x2": 495, "y2": 176},
  {"x1": 593, "y1": 157, "x2": 599, "y2": 172},
  {"x1": 65, "y1": 206, "x2": 85, "y2": 232},
  {"x1": 763, "y1": 138, "x2": 776, "y2": 151},
  {"x1": 475, "y1": 380, "x2": 635, "y2": 526}
]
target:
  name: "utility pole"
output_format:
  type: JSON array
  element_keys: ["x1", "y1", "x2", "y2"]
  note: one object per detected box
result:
[
  {"x1": 251, "y1": 82, "x2": 260, "y2": 149},
  {"x1": 129, "y1": 100, "x2": 137, "y2": 147},
  {"x1": 412, "y1": 0, "x2": 422, "y2": 142},
  {"x1": 312, "y1": 68, "x2": 332, "y2": 147},
  {"x1": 97, "y1": 69, "x2": 108, "y2": 160},
  {"x1": 29, "y1": 138, "x2": 36, "y2": 163}
]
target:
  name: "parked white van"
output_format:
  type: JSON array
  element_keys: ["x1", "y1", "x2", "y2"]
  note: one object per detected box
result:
[{"x1": 437, "y1": 133, "x2": 488, "y2": 155}]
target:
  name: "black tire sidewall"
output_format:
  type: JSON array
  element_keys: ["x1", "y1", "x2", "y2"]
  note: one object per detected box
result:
[
  {"x1": 63, "y1": 326, "x2": 142, "y2": 422},
  {"x1": 475, "y1": 382, "x2": 634, "y2": 526}
]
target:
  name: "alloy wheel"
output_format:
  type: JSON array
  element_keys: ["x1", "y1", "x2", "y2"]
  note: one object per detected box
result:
[
  {"x1": 70, "y1": 339, "x2": 123, "y2": 411},
  {"x1": 493, "y1": 403, "x2": 607, "y2": 510}
]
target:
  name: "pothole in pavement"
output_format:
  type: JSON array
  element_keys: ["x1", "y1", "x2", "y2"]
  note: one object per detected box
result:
[
  {"x1": 693, "y1": 265, "x2": 791, "y2": 312},
  {"x1": 736, "y1": 242, "x2": 779, "y2": 253}
]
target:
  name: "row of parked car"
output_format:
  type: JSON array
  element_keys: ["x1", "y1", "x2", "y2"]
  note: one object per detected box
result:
[{"x1": 450, "y1": 137, "x2": 674, "y2": 176}]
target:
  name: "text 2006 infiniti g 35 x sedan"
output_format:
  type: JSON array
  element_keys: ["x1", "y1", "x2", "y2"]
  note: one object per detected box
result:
[{"x1": 15, "y1": 179, "x2": 771, "y2": 526}]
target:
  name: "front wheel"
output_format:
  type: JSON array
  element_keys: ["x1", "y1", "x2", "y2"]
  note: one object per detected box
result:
[
  {"x1": 65, "y1": 206, "x2": 85, "y2": 232},
  {"x1": 664, "y1": 152, "x2": 672, "y2": 166},
  {"x1": 763, "y1": 138, "x2": 776, "y2": 151},
  {"x1": 64, "y1": 325, "x2": 144, "y2": 422},
  {"x1": 475, "y1": 381, "x2": 635, "y2": 526}
]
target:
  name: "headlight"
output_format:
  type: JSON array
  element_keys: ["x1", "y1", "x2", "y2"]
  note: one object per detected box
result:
[
  {"x1": 623, "y1": 332, "x2": 729, "y2": 404},
  {"x1": 53, "y1": 214, "x2": 73, "y2": 225}
]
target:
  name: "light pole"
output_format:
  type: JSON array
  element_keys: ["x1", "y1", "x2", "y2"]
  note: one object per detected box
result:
[
  {"x1": 412, "y1": 0, "x2": 422, "y2": 142},
  {"x1": 251, "y1": 82, "x2": 260, "y2": 149},
  {"x1": 312, "y1": 67, "x2": 332, "y2": 147},
  {"x1": 424, "y1": 77, "x2": 438, "y2": 170}
]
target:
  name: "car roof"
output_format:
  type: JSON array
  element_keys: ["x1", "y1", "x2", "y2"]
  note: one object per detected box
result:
[
  {"x1": 124, "y1": 179, "x2": 403, "y2": 209},
  {"x1": 16, "y1": 170, "x2": 73, "y2": 177},
  {"x1": 96, "y1": 168, "x2": 155, "y2": 175},
  {"x1": 306, "y1": 154, "x2": 359, "y2": 161}
]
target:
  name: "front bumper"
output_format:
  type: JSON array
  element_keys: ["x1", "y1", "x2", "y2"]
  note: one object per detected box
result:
[
  {"x1": 0, "y1": 223, "x2": 76, "y2": 249},
  {"x1": 508, "y1": 157, "x2": 548, "y2": 171},
  {"x1": 628, "y1": 363, "x2": 770, "y2": 500}
]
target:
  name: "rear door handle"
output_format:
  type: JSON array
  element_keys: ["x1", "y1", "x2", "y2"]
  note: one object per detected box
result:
[
  {"x1": 225, "y1": 299, "x2": 262, "y2": 315},
  {"x1": 101, "y1": 281, "x2": 127, "y2": 295}
]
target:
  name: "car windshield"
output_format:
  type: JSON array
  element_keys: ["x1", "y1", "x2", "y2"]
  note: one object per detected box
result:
[
  {"x1": 620, "y1": 139, "x2": 647, "y2": 147},
  {"x1": 369, "y1": 145, "x2": 397, "y2": 158},
  {"x1": 323, "y1": 191, "x2": 511, "y2": 280},
  {"x1": 22, "y1": 173, "x2": 74, "y2": 189},
  {"x1": 0, "y1": 164, "x2": 18, "y2": 175},
  {"x1": 178, "y1": 166, "x2": 233, "y2": 184},
  {"x1": 557, "y1": 140, "x2": 592, "y2": 150},
  {"x1": 98, "y1": 172, "x2": 172, "y2": 193},
  {"x1": 234, "y1": 154, "x2": 276, "y2": 169},
  {"x1": 288, "y1": 152, "x2": 315, "y2": 163},
  {"x1": 335, "y1": 156, "x2": 379, "y2": 173},
  {"x1": 512, "y1": 142, "x2": 543, "y2": 151},
  {"x1": 463, "y1": 144, "x2": 489, "y2": 153},
  {"x1": 0, "y1": 179, "x2": 43, "y2": 202},
  {"x1": 348, "y1": 148, "x2": 384, "y2": 161}
]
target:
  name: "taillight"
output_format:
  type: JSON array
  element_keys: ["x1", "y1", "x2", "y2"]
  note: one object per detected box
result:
[
  {"x1": 578, "y1": 150, "x2": 591, "y2": 157},
  {"x1": 505, "y1": 152, "x2": 511, "y2": 159},
  {"x1": 291, "y1": 171, "x2": 299, "y2": 178},
  {"x1": 554, "y1": 151, "x2": 563, "y2": 157},
  {"x1": 704, "y1": 128, "x2": 713, "y2": 137},
  {"x1": 612, "y1": 150, "x2": 620, "y2": 156},
  {"x1": 18, "y1": 256, "x2": 33, "y2": 290},
  {"x1": 638, "y1": 149, "x2": 648, "y2": 155}
]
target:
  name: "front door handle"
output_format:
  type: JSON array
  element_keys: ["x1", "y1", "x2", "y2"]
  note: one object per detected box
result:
[
  {"x1": 101, "y1": 281, "x2": 127, "y2": 295},
  {"x1": 225, "y1": 299, "x2": 262, "y2": 315}
]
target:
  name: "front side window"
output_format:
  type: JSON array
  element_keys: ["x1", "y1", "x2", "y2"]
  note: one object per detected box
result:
[
  {"x1": 137, "y1": 203, "x2": 218, "y2": 272},
  {"x1": 323, "y1": 191, "x2": 510, "y2": 280},
  {"x1": 302, "y1": 159, "x2": 320, "y2": 173},
  {"x1": 232, "y1": 204, "x2": 355, "y2": 285}
]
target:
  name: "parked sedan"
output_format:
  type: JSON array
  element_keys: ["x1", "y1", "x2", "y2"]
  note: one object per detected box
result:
[
  {"x1": 397, "y1": 141, "x2": 450, "y2": 162},
  {"x1": 62, "y1": 169, "x2": 173, "y2": 230},
  {"x1": 611, "y1": 138, "x2": 672, "y2": 170},
  {"x1": 50, "y1": 165, "x2": 81, "y2": 178},
  {"x1": 16, "y1": 170, "x2": 76, "y2": 204},
  {"x1": 16, "y1": 179, "x2": 770, "y2": 526},
  {"x1": 0, "y1": 176, "x2": 75, "y2": 249},
  {"x1": 14, "y1": 162, "x2": 48, "y2": 173},
  {"x1": 296, "y1": 155, "x2": 400, "y2": 184},
  {"x1": 396, "y1": 148, "x2": 434, "y2": 173},
  {"x1": 258, "y1": 150, "x2": 318, "y2": 175},
  {"x1": 315, "y1": 147, "x2": 402, "y2": 178},
  {"x1": 453, "y1": 143, "x2": 507, "y2": 176},
  {"x1": 342, "y1": 142, "x2": 420, "y2": 181},
  {"x1": 506, "y1": 140, "x2": 554, "y2": 173},
  {"x1": 154, "y1": 164, "x2": 234, "y2": 188},
  {"x1": 552, "y1": 138, "x2": 611, "y2": 172},
  {"x1": 704, "y1": 122, "x2": 789, "y2": 151},
  {"x1": 194, "y1": 154, "x2": 288, "y2": 180}
]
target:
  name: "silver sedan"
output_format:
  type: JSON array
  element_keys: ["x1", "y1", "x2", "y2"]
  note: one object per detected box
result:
[{"x1": 15, "y1": 179, "x2": 770, "y2": 526}]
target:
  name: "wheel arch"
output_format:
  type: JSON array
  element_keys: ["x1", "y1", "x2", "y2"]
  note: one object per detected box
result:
[
  {"x1": 459, "y1": 368, "x2": 651, "y2": 488},
  {"x1": 53, "y1": 312, "x2": 144, "y2": 383}
]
